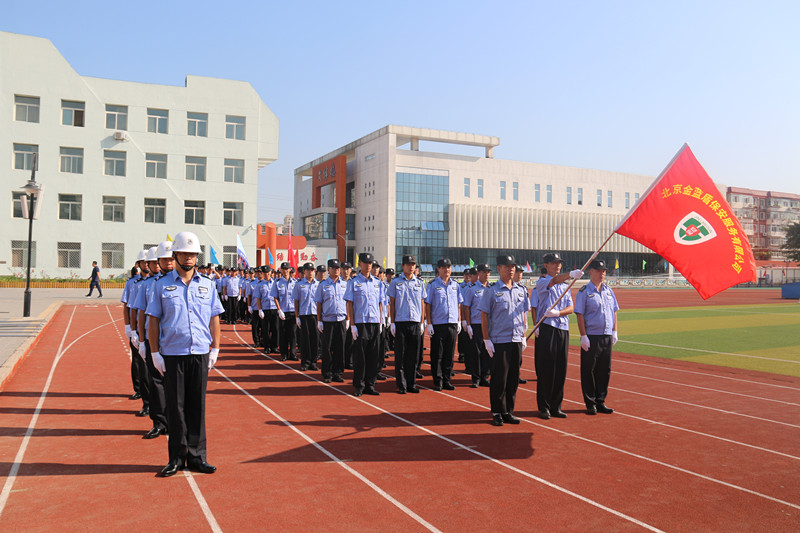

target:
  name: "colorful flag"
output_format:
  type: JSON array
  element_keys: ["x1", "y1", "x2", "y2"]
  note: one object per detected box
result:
[
  {"x1": 642, "y1": 259, "x2": 647, "y2": 271},
  {"x1": 268, "y1": 248, "x2": 274, "y2": 266},
  {"x1": 236, "y1": 233, "x2": 249, "y2": 269},
  {"x1": 468, "y1": 258, "x2": 474, "y2": 268},
  {"x1": 166, "y1": 234, "x2": 173, "y2": 242},
  {"x1": 354, "y1": 253, "x2": 359, "y2": 269},
  {"x1": 209, "y1": 245, "x2": 219, "y2": 265},
  {"x1": 526, "y1": 261, "x2": 532, "y2": 273},
  {"x1": 287, "y1": 227, "x2": 297, "y2": 270},
  {"x1": 615, "y1": 258, "x2": 620, "y2": 270},
  {"x1": 383, "y1": 256, "x2": 387, "y2": 268},
  {"x1": 615, "y1": 144, "x2": 756, "y2": 299}
]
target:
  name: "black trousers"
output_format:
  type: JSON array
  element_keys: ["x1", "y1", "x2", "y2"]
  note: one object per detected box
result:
[
  {"x1": 430, "y1": 324, "x2": 457, "y2": 386},
  {"x1": 87, "y1": 280, "x2": 102, "y2": 296},
  {"x1": 394, "y1": 322, "x2": 422, "y2": 391},
  {"x1": 163, "y1": 353, "x2": 209, "y2": 463},
  {"x1": 217, "y1": 292, "x2": 226, "y2": 322},
  {"x1": 131, "y1": 340, "x2": 149, "y2": 409},
  {"x1": 279, "y1": 312, "x2": 297, "y2": 359},
  {"x1": 298, "y1": 315, "x2": 318, "y2": 366},
  {"x1": 378, "y1": 321, "x2": 387, "y2": 370},
  {"x1": 321, "y1": 320, "x2": 346, "y2": 378},
  {"x1": 224, "y1": 297, "x2": 238, "y2": 324},
  {"x1": 261, "y1": 309, "x2": 279, "y2": 352},
  {"x1": 490, "y1": 342, "x2": 522, "y2": 414},
  {"x1": 344, "y1": 326, "x2": 353, "y2": 368},
  {"x1": 467, "y1": 324, "x2": 492, "y2": 384},
  {"x1": 534, "y1": 324, "x2": 569, "y2": 413},
  {"x1": 352, "y1": 323, "x2": 380, "y2": 392},
  {"x1": 144, "y1": 340, "x2": 167, "y2": 430},
  {"x1": 581, "y1": 334, "x2": 613, "y2": 408},
  {"x1": 250, "y1": 310, "x2": 262, "y2": 346}
]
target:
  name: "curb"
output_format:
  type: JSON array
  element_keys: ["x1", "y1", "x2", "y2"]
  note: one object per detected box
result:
[{"x1": 0, "y1": 301, "x2": 63, "y2": 392}]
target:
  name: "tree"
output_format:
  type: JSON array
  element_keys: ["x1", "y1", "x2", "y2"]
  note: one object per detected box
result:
[{"x1": 781, "y1": 222, "x2": 800, "y2": 262}]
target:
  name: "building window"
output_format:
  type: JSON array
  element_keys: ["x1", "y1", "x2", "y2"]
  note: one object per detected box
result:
[
  {"x1": 61, "y1": 100, "x2": 85, "y2": 127},
  {"x1": 144, "y1": 198, "x2": 166, "y2": 224},
  {"x1": 102, "y1": 196, "x2": 125, "y2": 222},
  {"x1": 634, "y1": 193, "x2": 640, "y2": 203},
  {"x1": 187, "y1": 112, "x2": 208, "y2": 137},
  {"x1": 223, "y1": 202, "x2": 243, "y2": 226},
  {"x1": 146, "y1": 153, "x2": 167, "y2": 179},
  {"x1": 184, "y1": 200, "x2": 205, "y2": 225},
  {"x1": 222, "y1": 246, "x2": 237, "y2": 268},
  {"x1": 15, "y1": 95, "x2": 40, "y2": 123},
  {"x1": 57, "y1": 242, "x2": 81, "y2": 268},
  {"x1": 464, "y1": 178, "x2": 470, "y2": 197},
  {"x1": 105, "y1": 104, "x2": 128, "y2": 130},
  {"x1": 12, "y1": 192, "x2": 25, "y2": 218},
  {"x1": 566, "y1": 187, "x2": 572, "y2": 205},
  {"x1": 101, "y1": 243, "x2": 125, "y2": 269},
  {"x1": 597, "y1": 189, "x2": 603, "y2": 207},
  {"x1": 58, "y1": 194, "x2": 82, "y2": 221},
  {"x1": 224, "y1": 159, "x2": 244, "y2": 183},
  {"x1": 185, "y1": 156, "x2": 207, "y2": 181},
  {"x1": 477, "y1": 179, "x2": 484, "y2": 198},
  {"x1": 500, "y1": 181, "x2": 506, "y2": 200},
  {"x1": 104, "y1": 150, "x2": 126, "y2": 176},
  {"x1": 546, "y1": 185, "x2": 552, "y2": 203},
  {"x1": 578, "y1": 187, "x2": 583, "y2": 206},
  {"x1": 534, "y1": 184, "x2": 540, "y2": 202},
  {"x1": 147, "y1": 108, "x2": 168, "y2": 133},
  {"x1": 11, "y1": 240, "x2": 36, "y2": 268},
  {"x1": 225, "y1": 115, "x2": 245, "y2": 140},
  {"x1": 607, "y1": 190, "x2": 613, "y2": 208},
  {"x1": 13, "y1": 143, "x2": 38, "y2": 170},
  {"x1": 512, "y1": 181, "x2": 519, "y2": 201},
  {"x1": 625, "y1": 192, "x2": 631, "y2": 209},
  {"x1": 60, "y1": 147, "x2": 84, "y2": 174}
]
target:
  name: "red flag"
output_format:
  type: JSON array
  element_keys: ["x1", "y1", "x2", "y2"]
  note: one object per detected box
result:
[
  {"x1": 287, "y1": 229, "x2": 296, "y2": 270},
  {"x1": 615, "y1": 145, "x2": 756, "y2": 299}
]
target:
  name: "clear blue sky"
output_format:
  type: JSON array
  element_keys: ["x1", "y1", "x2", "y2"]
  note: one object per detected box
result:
[{"x1": 5, "y1": 0, "x2": 798, "y2": 223}]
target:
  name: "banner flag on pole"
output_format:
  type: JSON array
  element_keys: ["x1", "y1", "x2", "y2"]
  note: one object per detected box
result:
[
  {"x1": 287, "y1": 225, "x2": 297, "y2": 270},
  {"x1": 268, "y1": 248, "x2": 274, "y2": 266},
  {"x1": 642, "y1": 259, "x2": 647, "y2": 271},
  {"x1": 209, "y1": 246, "x2": 219, "y2": 265},
  {"x1": 526, "y1": 261, "x2": 532, "y2": 273},
  {"x1": 236, "y1": 233, "x2": 250, "y2": 269},
  {"x1": 468, "y1": 258, "x2": 474, "y2": 268},
  {"x1": 167, "y1": 234, "x2": 173, "y2": 242},
  {"x1": 383, "y1": 256, "x2": 387, "y2": 268},
  {"x1": 615, "y1": 144, "x2": 756, "y2": 299},
  {"x1": 354, "y1": 253, "x2": 359, "y2": 269},
  {"x1": 615, "y1": 258, "x2": 620, "y2": 270}
]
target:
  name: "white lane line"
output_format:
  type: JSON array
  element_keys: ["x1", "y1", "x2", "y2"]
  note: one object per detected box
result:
[
  {"x1": 227, "y1": 328, "x2": 664, "y2": 532},
  {"x1": 616, "y1": 340, "x2": 800, "y2": 364},
  {"x1": 183, "y1": 472, "x2": 223, "y2": 533}
]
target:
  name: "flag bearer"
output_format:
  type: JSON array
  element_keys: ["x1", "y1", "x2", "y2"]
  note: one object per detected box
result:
[
  {"x1": 387, "y1": 255, "x2": 426, "y2": 394},
  {"x1": 315, "y1": 259, "x2": 348, "y2": 383}
]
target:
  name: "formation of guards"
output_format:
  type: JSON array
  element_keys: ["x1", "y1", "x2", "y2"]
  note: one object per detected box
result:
[{"x1": 121, "y1": 233, "x2": 621, "y2": 476}]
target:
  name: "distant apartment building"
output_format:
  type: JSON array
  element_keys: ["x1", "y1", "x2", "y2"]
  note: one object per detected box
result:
[{"x1": 727, "y1": 187, "x2": 800, "y2": 260}]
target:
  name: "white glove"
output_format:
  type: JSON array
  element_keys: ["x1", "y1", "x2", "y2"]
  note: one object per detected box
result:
[
  {"x1": 124, "y1": 324, "x2": 132, "y2": 338},
  {"x1": 138, "y1": 340, "x2": 147, "y2": 360},
  {"x1": 296, "y1": 317, "x2": 301, "y2": 328},
  {"x1": 278, "y1": 309, "x2": 286, "y2": 321},
  {"x1": 419, "y1": 323, "x2": 425, "y2": 335},
  {"x1": 345, "y1": 320, "x2": 350, "y2": 329},
  {"x1": 258, "y1": 309, "x2": 264, "y2": 319},
  {"x1": 534, "y1": 327, "x2": 540, "y2": 338},
  {"x1": 386, "y1": 316, "x2": 392, "y2": 326},
  {"x1": 317, "y1": 321, "x2": 324, "y2": 333},
  {"x1": 466, "y1": 325, "x2": 473, "y2": 339},
  {"x1": 131, "y1": 331, "x2": 139, "y2": 347},
  {"x1": 570, "y1": 269, "x2": 584, "y2": 279},
  {"x1": 456, "y1": 321, "x2": 462, "y2": 334},
  {"x1": 237, "y1": 295, "x2": 241, "y2": 301},
  {"x1": 152, "y1": 351, "x2": 165, "y2": 375},
  {"x1": 612, "y1": 331, "x2": 618, "y2": 345},
  {"x1": 208, "y1": 348, "x2": 219, "y2": 369},
  {"x1": 379, "y1": 322, "x2": 383, "y2": 333},
  {"x1": 545, "y1": 308, "x2": 560, "y2": 318},
  {"x1": 390, "y1": 323, "x2": 396, "y2": 336},
  {"x1": 580, "y1": 335, "x2": 591, "y2": 351},
  {"x1": 351, "y1": 325, "x2": 359, "y2": 340},
  {"x1": 484, "y1": 339, "x2": 495, "y2": 358},
  {"x1": 223, "y1": 294, "x2": 228, "y2": 301},
  {"x1": 425, "y1": 324, "x2": 434, "y2": 337},
  {"x1": 461, "y1": 320, "x2": 468, "y2": 330}
]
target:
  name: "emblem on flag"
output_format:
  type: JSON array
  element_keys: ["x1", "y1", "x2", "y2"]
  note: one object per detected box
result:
[{"x1": 674, "y1": 211, "x2": 717, "y2": 245}]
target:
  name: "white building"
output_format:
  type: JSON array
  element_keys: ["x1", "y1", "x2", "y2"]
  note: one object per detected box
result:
[
  {"x1": 2, "y1": 31, "x2": 278, "y2": 278},
  {"x1": 294, "y1": 125, "x2": 673, "y2": 273}
]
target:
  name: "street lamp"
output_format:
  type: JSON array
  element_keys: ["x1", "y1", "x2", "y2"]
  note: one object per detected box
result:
[
  {"x1": 16, "y1": 153, "x2": 42, "y2": 318},
  {"x1": 335, "y1": 232, "x2": 348, "y2": 263}
]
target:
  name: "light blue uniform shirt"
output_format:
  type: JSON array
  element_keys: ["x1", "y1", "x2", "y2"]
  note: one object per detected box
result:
[
  {"x1": 387, "y1": 274, "x2": 426, "y2": 322},
  {"x1": 258, "y1": 279, "x2": 277, "y2": 310},
  {"x1": 344, "y1": 273, "x2": 384, "y2": 324},
  {"x1": 270, "y1": 277, "x2": 296, "y2": 312},
  {"x1": 131, "y1": 274, "x2": 163, "y2": 339},
  {"x1": 462, "y1": 282, "x2": 489, "y2": 325},
  {"x1": 127, "y1": 277, "x2": 149, "y2": 317},
  {"x1": 315, "y1": 277, "x2": 348, "y2": 322},
  {"x1": 145, "y1": 270, "x2": 225, "y2": 356},
  {"x1": 121, "y1": 274, "x2": 140, "y2": 304},
  {"x1": 424, "y1": 277, "x2": 463, "y2": 325},
  {"x1": 477, "y1": 281, "x2": 530, "y2": 343},
  {"x1": 575, "y1": 282, "x2": 619, "y2": 335},
  {"x1": 248, "y1": 279, "x2": 260, "y2": 310},
  {"x1": 223, "y1": 276, "x2": 241, "y2": 297},
  {"x1": 292, "y1": 278, "x2": 318, "y2": 316},
  {"x1": 215, "y1": 276, "x2": 224, "y2": 293},
  {"x1": 536, "y1": 275, "x2": 573, "y2": 331}
]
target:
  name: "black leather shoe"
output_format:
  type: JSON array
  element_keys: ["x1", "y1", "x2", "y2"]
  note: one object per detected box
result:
[
  {"x1": 309, "y1": 364, "x2": 319, "y2": 371},
  {"x1": 323, "y1": 376, "x2": 332, "y2": 383},
  {"x1": 300, "y1": 364, "x2": 309, "y2": 371},
  {"x1": 143, "y1": 426, "x2": 167, "y2": 439},
  {"x1": 129, "y1": 392, "x2": 141, "y2": 400},
  {"x1": 375, "y1": 373, "x2": 387, "y2": 381},
  {"x1": 415, "y1": 371, "x2": 423, "y2": 379},
  {"x1": 491, "y1": 414, "x2": 504, "y2": 426},
  {"x1": 186, "y1": 459, "x2": 216, "y2": 474},
  {"x1": 539, "y1": 409, "x2": 551, "y2": 420},
  {"x1": 518, "y1": 378, "x2": 528, "y2": 384},
  {"x1": 158, "y1": 458, "x2": 184, "y2": 477},
  {"x1": 433, "y1": 384, "x2": 443, "y2": 391},
  {"x1": 406, "y1": 386, "x2": 420, "y2": 393},
  {"x1": 345, "y1": 364, "x2": 353, "y2": 370},
  {"x1": 479, "y1": 379, "x2": 491, "y2": 387},
  {"x1": 552, "y1": 410, "x2": 568, "y2": 418},
  {"x1": 332, "y1": 375, "x2": 344, "y2": 383},
  {"x1": 135, "y1": 407, "x2": 149, "y2": 417},
  {"x1": 397, "y1": 388, "x2": 406, "y2": 394},
  {"x1": 470, "y1": 382, "x2": 479, "y2": 388},
  {"x1": 442, "y1": 383, "x2": 455, "y2": 391},
  {"x1": 502, "y1": 413, "x2": 521, "y2": 424},
  {"x1": 353, "y1": 389, "x2": 363, "y2": 397},
  {"x1": 586, "y1": 406, "x2": 597, "y2": 415},
  {"x1": 597, "y1": 404, "x2": 614, "y2": 414},
  {"x1": 363, "y1": 388, "x2": 380, "y2": 396}
]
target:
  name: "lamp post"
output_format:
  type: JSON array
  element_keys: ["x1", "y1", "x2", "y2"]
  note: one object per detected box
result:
[
  {"x1": 18, "y1": 153, "x2": 41, "y2": 318},
  {"x1": 335, "y1": 232, "x2": 348, "y2": 264}
]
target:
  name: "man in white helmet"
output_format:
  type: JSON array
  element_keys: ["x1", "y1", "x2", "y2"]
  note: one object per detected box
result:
[
  {"x1": 146, "y1": 231, "x2": 224, "y2": 477},
  {"x1": 126, "y1": 249, "x2": 153, "y2": 417}
]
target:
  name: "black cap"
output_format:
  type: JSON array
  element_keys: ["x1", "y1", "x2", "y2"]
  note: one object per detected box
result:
[
  {"x1": 463, "y1": 269, "x2": 471, "y2": 275},
  {"x1": 436, "y1": 258, "x2": 452, "y2": 268},
  {"x1": 385, "y1": 268, "x2": 395, "y2": 275},
  {"x1": 589, "y1": 259, "x2": 607, "y2": 271},
  {"x1": 496, "y1": 254, "x2": 515, "y2": 266},
  {"x1": 316, "y1": 265, "x2": 327, "y2": 272},
  {"x1": 341, "y1": 262, "x2": 352, "y2": 269},
  {"x1": 280, "y1": 262, "x2": 290, "y2": 269},
  {"x1": 516, "y1": 264, "x2": 525, "y2": 271},
  {"x1": 468, "y1": 267, "x2": 477, "y2": 275},
  {"x1": 328, "y1": 259, "x2": 340, "y2": 268},
  {"x1": 302, "y1": 262, "x2": 315, "y2": 271},
  {"x1": 543, "y1": 252, "x2": 562, "y2": 263},
  {"x1": 476, "y1": 263, "x2": 491, "y2": 272},
  {"x1": 359, "y1": 252, "x2": 374, "y2": 264},
  {"x1": 402, "y1": 254, "x2": 416, "y2": 265},
  {"x1": 260, "y1": 266, "x2": 269, "y2": 273}
]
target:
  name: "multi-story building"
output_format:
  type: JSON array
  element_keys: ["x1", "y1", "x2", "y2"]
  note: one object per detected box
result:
[
  {"x1": 726, "y1": 187, "x2": 800, "y2": 261},
  {"x1": 2, "y1": 31, "x2": 278, "y2": 278},
  {"x1": 294, "y1": 125, "x2": 690, "y2": 273}
]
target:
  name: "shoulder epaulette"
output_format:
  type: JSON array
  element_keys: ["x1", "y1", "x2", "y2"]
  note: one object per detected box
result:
[{"x1": 579, "y1": 285, "x2": 587, "y2": 292}]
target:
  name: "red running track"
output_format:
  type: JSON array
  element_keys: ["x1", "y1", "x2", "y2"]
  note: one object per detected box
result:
[{"x1": 0, "y1": 303, "x2": 798, "y2": 531}]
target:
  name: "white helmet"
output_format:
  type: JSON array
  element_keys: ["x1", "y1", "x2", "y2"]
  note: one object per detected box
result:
[
  {"x1": 145, "y1": 246, "x2": 158, "y2": 262},
  {"x1": 136, "y1": 249, "x2": 148, "y2": 262},
  {"x1": 156, "y1": 241, "x2": 173, "y2": 259},
  {"x1": 171, "y1": 231, "x2": 201, "y2": 253}
]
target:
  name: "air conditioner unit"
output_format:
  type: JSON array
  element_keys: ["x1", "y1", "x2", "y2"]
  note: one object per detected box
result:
[{"x1": 114, "y1": 131, "x2": 128, "y2": 141}]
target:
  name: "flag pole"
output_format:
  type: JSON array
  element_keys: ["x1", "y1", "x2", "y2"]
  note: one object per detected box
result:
[{"x1": 526, "y1": 231, "x2": 616, "y2": 341}]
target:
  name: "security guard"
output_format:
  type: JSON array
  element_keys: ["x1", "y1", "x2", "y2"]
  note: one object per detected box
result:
[
  {"x1": 146, "y1": 231, "x2": 223, "y2": 477},
  {"x1": 575, "y1": 259, "x2": 619, "y2": 415},
  {"x1": 340, "y1": 262, "x2": 354, "y2": 369},
  {"x1": 121, "y1": 259, "x2": 143, "y2": 401},
  {"x1": 534, "y1": 252, "x2": 583, "y2": 420},
  {"x1": 384, "y1": 268, "x2": 396, "y2": 353},
  {"x1": 271, "y1": 262, "x2": 297, "y2": 361},
  {"x1": 315, "y1": 264, "x2": 327, "y2": 282},
  {"x1": 461, "y1": 263, "x2": 492, "y2": 387},
  {"x1": 424, "y1": 258, "x2": 463, "y2": 391},
  {"x1": 371, "y1": 263, "x2": 389, "y2": 381},
  {"x1": 513, "y1": 263, "x2": 531, "y2": 385},
  {"x1": 457, "y1": 268, "x2": 472, "y2": 364},
  {"x1": 127, "y1": 249, "x2": 153, "y2": 417},
  {"x1": 257, "y1": 266, "x2": 280, "y2": 354},
  {"x1": 478, "y1": 255, "x2": 531, "y2": 426},
  {"x1": 344, "y1": 253, "x2": 384, "y2": 396},
  {"x1": 315, "y1": 259, "x2": 348, "y2": 383},
  {"x1": 294, "y1": 262, "x2": 319, "y2": 371},
  {"x1": 222, "y1": 268, "x2": 241, "y2": 324},
  {"x1": 387, "y1": 255, "x2": 426, "y2": 393},
  {"x1": 248, "y1": 268, "x2": 264, "y2": 346}
]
